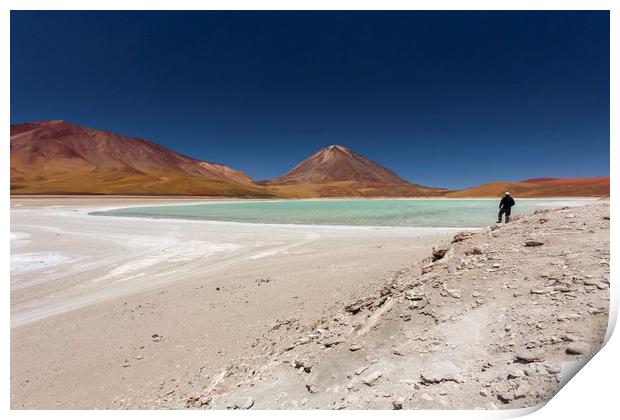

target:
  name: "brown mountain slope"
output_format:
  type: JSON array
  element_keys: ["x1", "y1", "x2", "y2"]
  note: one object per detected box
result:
[
  {"x1": 274, "y1": 145, "x2": 410, "y2": 185},
  {"x1": 268, "y1": 145, "x2": 446, "y2": 197},
  {"x1": 10, "y1": 120, "x2": 273, "y2": 197},
  {"x1": 12, "y1": 122, "x2": 602, "y2": 198},
  {"x1": 446, "y1": 176, "x2": 609, "y2": 198}
]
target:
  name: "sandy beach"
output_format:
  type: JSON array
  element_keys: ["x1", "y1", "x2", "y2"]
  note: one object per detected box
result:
[{"x1": 10, "y1": 196, "x2": 461, "y2": 409}]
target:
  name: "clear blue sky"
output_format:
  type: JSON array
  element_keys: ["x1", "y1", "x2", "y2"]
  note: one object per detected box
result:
[{"x1": 10, "y1": 11, "x2": 609, "y2": 189}]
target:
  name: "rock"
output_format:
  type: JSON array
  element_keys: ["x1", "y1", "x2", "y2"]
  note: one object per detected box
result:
[
  {"x1": 151, "y1": 334, "x2": 162, "y2": 343},
  {"x1": 255, "y1": 277, "x2": 273, "y2": 285},
  {"x1": 419, "y1": 361, "x2": 461, "y2": 383},
  {"x1": 440, "y1": 284, "x2": 461, "y2": 298},
  {"x1": 186, "y1": 393, "x2": 212, "y2": 408},
  {"x1": 362, "y1": 370, "x2": 383, "y2": 386},
  {"x1": 447, "y1": 289, "x2": 461, "y2": 298},
  {"x1": 471, "y1": 291, "x2": 481, "y2": 298},
  {"x1": 562, "y1": 333, "x2": 584, "y2": 342},
  {"x1": 557, "y1": 313, "x2": 581, "y2": 322},
  {"x1": 497, "y1": 392, "x2": 514, "y2": 404},
  {"x1": 370, "y1": 296, "x2": 388, "y2": 308},
  {"x1": 588, "y1": 307, "x2": 605, "y2": 315},
  {"x1": 452, "y1": 232, "x2": 472, "y2": 243},
  {"x1": 530, "y1": 288, "x2": 546, "y2": 295},
  {"x1": 492, "y1": 263, "x2": 502, "y2": 268},
  {"x1": 240, "y1": 397, "x2": 255, "y2": 409},
  {"x1": 514, "y1": 383, "x2": 531, "y2": 399},
  {"x1": 566, "y1": 343, "x2": 589, "y2": 355},
  {"x1": 293, "y1": 359, "x2": 313, "y2": 373},
  {"x1": 405, "y1": 290, "x2": 424, "y2": 300},
  {"x1": 432, "y1": 245, "x2": 450, "y2": 262},
  {"x1": 515, "y1": 350, "x2": 544, "y2": 363},
  {"x1": 322, "y1": 337, "x2": 343, "y2": 348},
  {"x1": 524, "y1": 240, "x2": 544, "y2": 247},
  {"x1": 345, "y1": 297, "x2": 375, "y2": 314},
  {"x1": 228, "y1": 396, "x2": 255, "y2": 410},
  {"x1": 409, "y1": 299, "x2": 428, "y2": 310},
  {"x1": 305, "y1": 383, "x2": 319, "y2": 394},
  {"x1": 355, "y1": 364, "x2": 371, "y2": 375},
  {"x1": 421, "y1": 264, "x2": 434, "y2": 274},
  {"x1": 285, "y1": 342, "x2": 302, "y2": 352},
  {"x1": 392, "y1": 397, "x2": 404, "y2": 410},
  {"x1": 465, "y1": 247, "x2": 483, "y2": 255},
  {"x1": 334, "y1": 400, "x2": 348, "y2": 410},
  {"x1": 349, "y1": 344, "x2": 363, "y2": 352},
  {"x1": 507, "y1": 366, "x2": 524, "y2": 379}
]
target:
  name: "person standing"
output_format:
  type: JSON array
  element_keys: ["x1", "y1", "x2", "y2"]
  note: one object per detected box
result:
[{"x1": 498, "y1": 192, "x2": 516, "y2": 223}]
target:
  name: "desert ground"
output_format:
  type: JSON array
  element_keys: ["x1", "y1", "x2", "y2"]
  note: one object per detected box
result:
[
  {"x1": 10, "y1": 196, "x2": 461, "y2": 409},
  {"x1": 10, "y1": 197, "x2": 609, "y2": 410}
]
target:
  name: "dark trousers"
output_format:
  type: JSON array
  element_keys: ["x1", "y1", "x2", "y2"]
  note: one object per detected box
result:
[{"x1": 498, "y1": 207, "x2": 511, "y2": 223}]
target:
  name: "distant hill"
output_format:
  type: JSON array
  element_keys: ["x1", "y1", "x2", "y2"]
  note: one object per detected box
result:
[
  {"x1": 446, "y1": 177, "x2": 610, "y2": 198},
  {"x1": 10, "y1": 121, "x2": 607, "y2": 198},
  {"x1": 267, "y1": 145, "x2": 446, "y2": 197},
  {"x1": 10, "y1": 120, "x2": 273, "y2": 196}
]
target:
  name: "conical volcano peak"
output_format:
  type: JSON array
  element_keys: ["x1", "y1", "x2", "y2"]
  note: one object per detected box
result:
[
  {"x1": 269, "y1": 144, "x2": 446, "y2": 197},
  {"x1": 274, "y1": 145, "x2": 408, "y2": 185},
  {"x1": 326, "y1": 144, "x2": 349, "y2": 151}
]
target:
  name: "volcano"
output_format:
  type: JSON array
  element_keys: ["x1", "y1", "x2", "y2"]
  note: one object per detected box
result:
[
  {"x1": 268, "y1": 145, "x2": 446, "y2": 197},
  {"x1": 10, "y1": 120, "x2": 272, "y2": 196}
]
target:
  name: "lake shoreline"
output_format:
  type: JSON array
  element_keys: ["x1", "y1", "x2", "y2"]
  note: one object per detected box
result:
[{"x1": 90, "y1": 197, "x2": 598, "y2": 228}]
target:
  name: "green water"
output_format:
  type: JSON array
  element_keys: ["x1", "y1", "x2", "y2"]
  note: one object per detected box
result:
[{"x1": 92, "y1": 199, "x2": 588, "y2": 228}]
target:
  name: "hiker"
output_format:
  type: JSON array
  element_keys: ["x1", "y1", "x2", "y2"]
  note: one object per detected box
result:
[{"x1": 498, "y1": 192, "x2": 515, "y2": 223}]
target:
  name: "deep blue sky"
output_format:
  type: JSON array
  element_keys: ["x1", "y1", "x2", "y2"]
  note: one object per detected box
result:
[{"x1": 11, "y1": 11, "x2": 609, "y2": 189}]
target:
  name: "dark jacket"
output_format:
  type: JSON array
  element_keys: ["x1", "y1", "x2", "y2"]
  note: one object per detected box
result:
[{"x1": 499, "y1": 195, "x2": 515, "y2": 209}]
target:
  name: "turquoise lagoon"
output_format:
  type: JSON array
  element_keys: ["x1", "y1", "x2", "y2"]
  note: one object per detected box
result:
[{"x1": 92, "y1": 199, "x2": 590, "y2": 228}]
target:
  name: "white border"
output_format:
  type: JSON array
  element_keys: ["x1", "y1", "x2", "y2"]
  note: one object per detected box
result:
[{"x1": 3, "y1": 2, "x2": 616, "y2": 420}]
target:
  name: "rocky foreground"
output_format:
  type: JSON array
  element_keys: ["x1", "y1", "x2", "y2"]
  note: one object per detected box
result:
[{"x1": 157, "y1": 202, "x2": 610, "y2": 409}]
